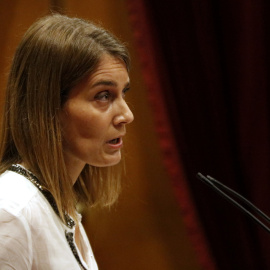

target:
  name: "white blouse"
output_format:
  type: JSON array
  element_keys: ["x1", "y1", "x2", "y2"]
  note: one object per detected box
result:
[{"x1": 0, "y1": 168, "x2": 98, "y2": 270}]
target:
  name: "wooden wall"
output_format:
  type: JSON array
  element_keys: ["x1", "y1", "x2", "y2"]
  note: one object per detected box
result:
[{"x1": 0, "y1": 1, "x2": 202, "y2": 269}]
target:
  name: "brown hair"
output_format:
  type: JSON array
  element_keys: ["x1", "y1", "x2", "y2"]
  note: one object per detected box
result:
[{"x1": 0, "y1": 14, "x2": 130, "y2": 221}]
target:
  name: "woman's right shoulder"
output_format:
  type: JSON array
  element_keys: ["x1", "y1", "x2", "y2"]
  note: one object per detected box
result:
[
  {"x1": 0, "y1": 171, "x2": 35, "y2": 268},
  {"x1": 0, "y1": 170, "x2": 40, "y2": 216}
]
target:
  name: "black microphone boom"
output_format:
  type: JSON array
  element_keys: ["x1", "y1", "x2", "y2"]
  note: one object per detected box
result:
[{"x1": 196, "y1": 172, "x2": 270, "y2": 234}]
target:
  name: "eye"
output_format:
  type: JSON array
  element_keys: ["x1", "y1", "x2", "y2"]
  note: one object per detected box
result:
[
  {"x1": 94, "y1": 91, "x2": 111, "y2": 102},
  {"x1": 122, "y1": 87, "x2": 130, "y2": 98}
]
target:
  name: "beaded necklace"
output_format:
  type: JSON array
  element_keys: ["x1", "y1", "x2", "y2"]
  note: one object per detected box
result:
[{"x1": 8, "y1": 164, "x2": 88, "y2": 270}]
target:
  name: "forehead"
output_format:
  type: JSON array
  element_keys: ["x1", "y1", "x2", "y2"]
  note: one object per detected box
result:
[
  {"x1": 88, "y1": 54, "x2": 129, "y2": 82},
  {"x1": 68, "y1": 54, "x2": 129, "y2": 98}
]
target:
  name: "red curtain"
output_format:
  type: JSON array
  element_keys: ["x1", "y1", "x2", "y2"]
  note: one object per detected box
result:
[{"x1": 127, "y1": 0, "x2": 270, "y2": 269}]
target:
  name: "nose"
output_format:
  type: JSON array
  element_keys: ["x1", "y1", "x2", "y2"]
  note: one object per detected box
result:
[{"x1": 113, "y1": 99, "x2": 134, "y2": 126}]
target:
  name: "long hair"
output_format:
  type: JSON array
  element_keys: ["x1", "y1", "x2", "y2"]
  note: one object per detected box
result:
[{"x1": 0, "y1": 14, "x2": 130, "y2": 221}]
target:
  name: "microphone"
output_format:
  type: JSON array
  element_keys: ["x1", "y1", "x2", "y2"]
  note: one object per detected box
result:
[{"x1": 196, "y1": 172, "x2": 270, "y2": 234}]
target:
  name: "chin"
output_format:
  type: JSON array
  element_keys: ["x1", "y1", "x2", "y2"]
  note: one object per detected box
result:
[
  {"x1": 89, "y1": 154, "x2": 122, "y2": 167},
  {"x1": 103, "y1": 158, "x2": 121, "y2": 167}
]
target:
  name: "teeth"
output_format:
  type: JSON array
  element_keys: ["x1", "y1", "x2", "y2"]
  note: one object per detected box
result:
[{"x1": 110, "y1": 138, "x2": 118, "y2": 144}]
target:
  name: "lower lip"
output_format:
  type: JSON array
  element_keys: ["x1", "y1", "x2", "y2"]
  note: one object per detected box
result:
[{"x1": 106, "y1": 138, "x2": 123, "y2": 149}]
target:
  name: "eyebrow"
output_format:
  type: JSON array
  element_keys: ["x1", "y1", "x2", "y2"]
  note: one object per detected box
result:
[{"x1": 92, "y1": 80, "x2": 130, "y2": 89}]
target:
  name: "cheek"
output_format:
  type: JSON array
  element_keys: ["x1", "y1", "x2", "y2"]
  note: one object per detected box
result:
[{"x1": 62, "y1": 108, "x2": 108, "y2": 142}]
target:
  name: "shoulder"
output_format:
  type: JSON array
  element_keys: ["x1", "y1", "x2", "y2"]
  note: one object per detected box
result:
[
  {"x1": 0, "y1": 170, "x2": 40, "y2": 216},
  {"x1": 0, "y1": 171, "x2": 36, "y2": 268},
  {"x1": 0, "y1": 169, "x2": 63, "y2": 233}
]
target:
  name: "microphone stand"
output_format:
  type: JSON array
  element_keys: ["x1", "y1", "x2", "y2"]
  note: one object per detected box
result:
[{"x1": 197, "y1": 173, "x2": 270, "y2": 234}]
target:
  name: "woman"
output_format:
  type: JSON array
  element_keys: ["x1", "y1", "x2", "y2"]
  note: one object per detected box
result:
[{"x1": 0, "y1": 14, "x2": 134, "y2": 269}]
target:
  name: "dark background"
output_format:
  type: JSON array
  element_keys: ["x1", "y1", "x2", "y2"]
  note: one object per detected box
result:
[{"x1": 128, "y1": 0, "x2": 270, "y2": 269}]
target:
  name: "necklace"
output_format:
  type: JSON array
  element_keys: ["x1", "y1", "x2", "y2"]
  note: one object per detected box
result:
[
  {"x1": 8, "y1": 164, "x2": 75, "y2": 228},
  {"x1": 8, "y1": 164, "x2": 88, "y2": 270}
]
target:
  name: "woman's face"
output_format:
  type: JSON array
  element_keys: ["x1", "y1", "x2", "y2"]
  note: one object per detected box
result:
[{"x1": 60, "y1": 54, "x2": 134, "y2": 170}]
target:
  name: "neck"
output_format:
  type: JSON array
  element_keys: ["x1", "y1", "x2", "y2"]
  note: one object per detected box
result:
[{"x1": 63, "y1": 155, "x2": 86, "y2": 185}]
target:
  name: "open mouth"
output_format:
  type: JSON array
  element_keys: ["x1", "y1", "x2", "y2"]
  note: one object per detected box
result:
[{"x1": 108, "y1": 138, "x2": 120, "y2": 144}]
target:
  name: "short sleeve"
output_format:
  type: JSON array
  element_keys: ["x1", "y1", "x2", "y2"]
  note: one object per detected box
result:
[{"x1": 0, "y1": 209, "x2": 33, "y2": 269}]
